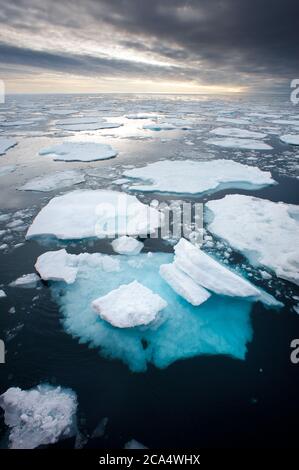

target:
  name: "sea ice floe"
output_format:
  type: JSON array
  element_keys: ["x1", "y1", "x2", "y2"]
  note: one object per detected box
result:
[
  {"x1": 0, "y1": 165, "x2": 16, "y2": 177},
  {"x1": 0, "y1": 385, "x2": 77, "y2": 449},
  {"x1": 46, "y1": 249, "x2": 281, "y2": 372},
  {"x1": 92, "y1": 280, "x2": 168, "y2": 328},
  {"x1": 272, "y1": 120, "x2": 299, "y2": 126},
  {"x1": 9, "y1": 273, "x2": 40, "y2": 288},
  {"x1": 206, "y1": 194, "x2": 299, "y2": 286},
  {"x1": 18, "y1": 170, "x2": 85, "y2": 192},
  {"x1": 205, "y1": 137, "x2": 273, "y2": 150},
  {"x1": 0, "y1": 137, "x2": 17, "y2": 155},
  {"x1": 143, "y1": 123, "x2": 176, "y2": 131},
  {"x1": 39, "y1": 141, "x2": 118, "y2": 162},
  {"x1": 47, "y1": 109, "x2": 77, "y2": 115},
  {"x1": 123, "y1": 159, "x2": 275, "y2": 195},
  {"x1": 0, "y1": 289, "x2": 6, "y2": 298},
  {"x1": 35, "y1": 249, "x2": 120, "y2": 284},
  {"x1": 26, "y1": 190, "x2": 162, "y2": 240},
  {"x1": 56, "y1": 117, "x2": 122, "y2": 131},
  {"x1": 216, "y1": 117, "x2": 251, "y2": 125},
  {"x1": 280, "y1": 134, "x2": 299, "y2": 146},
  {"x1": 125, "y1": 113, "x2": 157, "y2": 119},
  {"x1": 209, "y1": 127, "x2": 267, "y2": 139},
  {"x1": 111, "y1": 236, "x2": 144, "y2": 255}
]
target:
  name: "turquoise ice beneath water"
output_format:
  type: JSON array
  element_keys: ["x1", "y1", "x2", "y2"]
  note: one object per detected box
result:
[{"x1": 51, "y1": 252, "x2": 254, "y2": 372}]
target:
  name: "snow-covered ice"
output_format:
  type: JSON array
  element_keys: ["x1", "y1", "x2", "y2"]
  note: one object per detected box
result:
[
  {"x1": 39, "y1": 141, "x2": 118, "y2": 162},
  {"x1": 9, "y1": 273, "x2": 40, "y2": 288},
  {"x1": 56, "y1": 117, "x2": 122, "y2": 131},
  {"x1": 0, "y1": 165, "x2": 16, "y2": 177},
  {"x1": 111, "y1": 236, "x2": 144, "y2": 255},
  {"x1": 206, "y1": 194, "x2": 299, "y2": 285},
  {"x1": 92, "y1": 280, "x2": 168, "y2": 328},
  {"x1": 123, "y1": 159, "x2": 275, "y2": 195},
  {"x1": 0, "y1": 385, "x2": 77, "y2": 449},
  {"x1": 160, "y1": 263, "x2": 211, "y2": 306},
  {"x1": 143, "y1": 123, "x2": 176, "y2": 131},
  {"x1": 0, "y1": 138, "x2": 17, "y2": 155},
  {"x1": 280, "y1": 134, "x2": 299, "y2": 145},
  {"x1": 209, "y1": 127, "x2": 267, "y2": 139},
  {"x1": 18, "y1": 170, "x2": 85, "y2": 192},
  {"x1": 216, "y1": 117, "x2": 251, "y2": 125},
  {"x1": 205, "y1": 137, "x2": 273, "y2": 150},
  {"x1": 26, "y1": 190, "x2": 162, "y2": 240}
]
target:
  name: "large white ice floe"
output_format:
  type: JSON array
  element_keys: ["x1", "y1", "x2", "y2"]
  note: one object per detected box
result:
[
  {"x1": 123, "y1": 159, "x2": 275, "y2": 195},
  {"x1": 167, "y1": 238, "x2": 281, "y2": 306},
  {"x1": 92, "y1": 280, "x2": 168, "y2": 328},
  {"x1": 39, "y1": 141, "x2": 118, "y2": 162},
  {"x1": 43, "y1": 247, "x2": 282, "y2": 372},
  {"x1": 111, "y1": 236, "x2": 144, "y2": 255},
  {"x1": 280, "y1": 134, "x2": 299, "y2": 145},
  {"x1": 35, "y1": 249, "x2": 120, "y2": 284},
  {"x1": 209, "y1": 127, "x2": 267, "y2": 139},
  {"x1": 0, "y1": 385, "x2": 77, "y2": 449},
  {"x1": 9, "y1": 273, "x2": 40, "y2": 288},
  {"x1": 26, "y1": 190, "x2": 162, "y2": 240},
  {"x1": 205, "y1": 137, "x2": 273, "y2": 150},
  {"x1": 0, "y1": 137, "x2": 17, "y2": 155},
  {"x1": 18, "y1": 170, "x2": 85, "y2": 192},
  {"x1": 206, "y1": 194, "x2": 299, "y2": 286}
]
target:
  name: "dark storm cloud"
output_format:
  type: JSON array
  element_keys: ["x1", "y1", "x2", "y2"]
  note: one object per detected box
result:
[{"x1": 0, "y1": 0, "x2": 297, "y2": 89}]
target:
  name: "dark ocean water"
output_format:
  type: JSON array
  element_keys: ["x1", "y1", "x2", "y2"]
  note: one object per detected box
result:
[{"x1": 0, "y1": 93, "x2": 298, "y2": 448}]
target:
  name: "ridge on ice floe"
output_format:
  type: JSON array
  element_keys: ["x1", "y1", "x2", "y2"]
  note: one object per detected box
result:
[
  {"x1": 26, "y1": 190, "x2": 162, "y2": 240},
  {"x1": 92, "y1": 280, "x2": 168, "y2": 328},
  {"x1": 0, "y1": 385, "x2": 77, "y2": 449},
  {"x1": 123, "y1": 159, "x2": 275, "y2": 195},
  {"x1": 39, "y1": 141, "x2": 118, "y2": 162},
  {"x1": 206, "y1": 194, "x2": 299, "y2": 286},
  {"x1": 18, "y1": 170, "x2": 85, "y2": 191}
]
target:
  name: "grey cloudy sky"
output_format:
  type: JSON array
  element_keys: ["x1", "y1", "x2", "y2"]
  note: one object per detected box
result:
[{"x1": 0, "y1": 0, "x2": 297, "y2": 93}]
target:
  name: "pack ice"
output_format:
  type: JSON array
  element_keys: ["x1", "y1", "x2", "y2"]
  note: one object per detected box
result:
[
  {"x1": 206, "y1": 194, "x2": 299, "y2": 285},
  {"x1": 26, "y1": 190, "x2": 161, "y2": 240},
  {"x1": 39, "y1": 141, "x2": 118, "y2": 162},
  {"x1": 56, "y1": 117, "x2": 122, "y2": 131},
  {"x1": 280, "y1": 134, "x2": 299, "y2": 146},
  {"x1": 205, "y1": 137, "x2": 273, "y2": 150},
  {"x1": 19, "y1": 170, "x2": 85, "y2": 191},
  {"x1": 0, "y1": 137, "x2": 17, "y2": 155},
  {"x1": 209, "y1": 127, "x2": 267, "y2": 139},
  {"x1": 42, "y1": 245, "x2": 281, "y2": 372},
  {"x1": 123, "y1": 159, "x2": 275, "y2": 195},
  {"x1": 0, "y1": 385, "x2": 77, "y2": 449}
]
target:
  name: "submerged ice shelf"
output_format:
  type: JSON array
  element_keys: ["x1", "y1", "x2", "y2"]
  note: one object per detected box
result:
[{"x1": 123, "y1": 159, "x2": 275, "y2": 195}]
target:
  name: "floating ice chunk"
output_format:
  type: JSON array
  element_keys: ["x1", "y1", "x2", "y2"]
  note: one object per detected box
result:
[
  {"x1": 123, "y1": 159, "x2": 275, "y2": 195},
  {"x1": 56, "y1": 117, "x2": 105, "y2": 125},
  {"x1": 280, "y1": 134, "x2": 299, "y2": 145},
  {"x1": 0, "y1": 165, "x2": 16, "y2": 177},
  {"x1": 92, "y1": 280, "x2": 168, "y2": 328},
  {"x1": 294, "y1": 304, "x2": 299, "y2": 315},
  {"x1": 216, "y1": 117, "x2": 251, "y2": 125},
  {"x1": 18, "y1": 170, "x2": 85, "y2": 192},
  {"x1": 57, "y1": 118, "x2": 122, "y2": 131},
  {"x1": 173, "y1": 239, "x2": 281, "y2": 306},
  {"x1": 35, "y1": 249, "x2": 120, "y2": 284},
  {"x1": 35, "y1": 249, "x2": 79, "y2": 284},
  {"x1": 206, "y1": 194, "x2": 299, "y2": 286},
  {"x1": 47, "y1": 109, "x2": 77, "y2": 115},
  {"x1": 160, "y1": 263, "x2": 211, "y2": 306},
  {"x1": 39, "y1": 141, "x2": 118, "y2": 162},
  {"x1": 111, "y1": 236, "x2": 143, "y2": 255},
  {"x1": 0, "y1": 289, "x2": 6, "y2": 298},
  {"x1": 26, "y1": 190, "x2": 162, "y2": 241},
  {"x1": 209, "y1": 127, "x2": 267, "y2": 139},
  {"x1": 143, "y1": 123, "x2": 176, "y2": 131},
  {"x1": 50, "y1": 251, "x2": 257, "y2": 371},
  {"x1": 9, "y1": 273, "x2": 40, "y2": 288},
  {"x1": 0, "y1": 385, "x2": 77, "y2": 449},
  {"x1": 124, "y1": 439, "x2": 147, "y2": 449},
  {"x1": 273, "y1": 120, "x2": 299, "y2": 126},
  {"x1": 205, "y1": 137, "x2": 273, "y2": 150},
  {"x1": 1, "y1": 120, "x2": 37, "y2": 127},
  {"x1": 0, "y1": 138, "x2": 17, "y2": 155},
  {"x1": 125, "y1": 113, "x2": 157, "y2": 119}
]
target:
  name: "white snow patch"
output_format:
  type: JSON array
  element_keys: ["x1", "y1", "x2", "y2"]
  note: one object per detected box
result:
[
  {"x1": 143, "y1": 122, "x2": 176, "y2": 131},
  {"x1": 39, "y1": 141, "x2": 118, "y2": 162},
  {"x1": 111, "y1": 236, "x2": 144, "y2": 255},
  {"x1": 92, "y1": 280, "x2": 168, "y2": 328}
]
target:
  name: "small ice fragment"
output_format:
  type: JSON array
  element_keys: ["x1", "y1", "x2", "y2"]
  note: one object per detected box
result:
[
  {"x1": 9, "y1": 273, "x2": 40, "y2": 288},
  {"x1": 0, "y1": 289, "x2": 6, "y2": 298},
  {"x1": 111, "y1": 236, "x2": 143, "y2": 255}
]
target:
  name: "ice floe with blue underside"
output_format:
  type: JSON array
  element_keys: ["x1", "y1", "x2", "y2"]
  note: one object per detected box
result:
[
  {"x1": 39, "y1": 141, "x2": 118, "y2": 162},
  {"x1": 206, "y1": 194, "x2": 299, "y2": 286},
  {"x1": 0, "y1": 137, "x2": 17, "y2": 155},
  {"x1": 143, "y1": 122, "x2": 177, "y2": 131},
  {"x1": 205, "y1": 137, "x2": 272, "y2": 150},
  {"x1": 18, "y1": 170, "x2": 85, "y2": 192},
  {"x1": 0, "y1": 385, "x2": 77, "y2": 449},
  {"x1": 280, "y1": 134, "x2": 299, "y2": 145},
  {"x1": 26, "y1": 190, "x2": 162, "y2": 240},
  {"x1": 44, "y1": 244, "x2": 281, "y2": 372},
  {"x1": 123, "y1": 159, "x2": 275, "y2": 194},
  {"x1": 209, "y1": 127, "x2": 267, "y2": 139}
]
